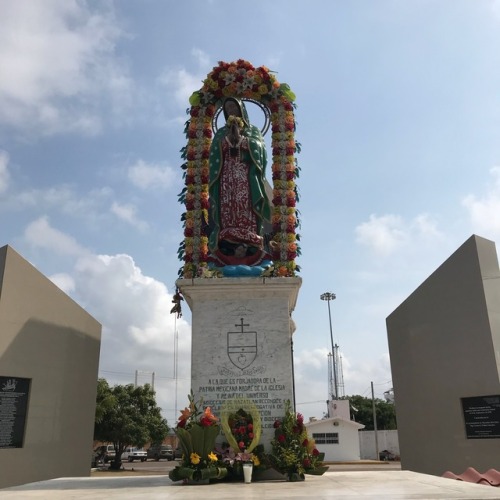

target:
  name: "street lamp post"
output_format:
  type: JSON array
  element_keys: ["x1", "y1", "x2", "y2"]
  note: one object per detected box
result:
[{"x1": 320, "y1": 292, "x2": 337, "y2": 400}]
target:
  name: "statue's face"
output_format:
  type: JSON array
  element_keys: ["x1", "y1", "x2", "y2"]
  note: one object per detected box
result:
[{"x1": 224, "y1": 100, "x2": 241, "y2": 117}]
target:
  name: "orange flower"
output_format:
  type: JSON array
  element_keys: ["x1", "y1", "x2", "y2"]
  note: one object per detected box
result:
[
  {"x1": 179, "y1": 407, "x2": 191, "y2": 421},
  {"x1": 204, "y1": 406, "x2": 218, "y2": 422},
  {"x1": 277, "y1": 266, "x2": 288, "y2": 277}
]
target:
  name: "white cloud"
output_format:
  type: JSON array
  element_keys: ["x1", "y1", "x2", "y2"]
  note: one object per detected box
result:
[
  {"x1": 157, "y1": 48, "x2": 210, "y2": 107},
  {"x1": 0, "y1": 0, "x2": 131, "y2": 135},
  {"x1": 49, "y1": 272, "x2": 75, "y2": 294},
  {"x1": 1, "y1": 183, "x2": 114, "y2": 229},
  {"x1": 355, "y1": 214, "x2": 407, "y2": 256},
  {"x1": 191, "y1": 48, "x2": 211, "y2": 69},
  {"x1": 462, "y1": 166, "x2": 500, "y2": 237},
  {"x1": 355, "y1": 213, "x2": 442, "y2": 256},
  {"x1": 23, "y1": 218, "x2": 192, "y2": 422},
  {"x1": 0, "y1": 150, "x2": 10, "y2": 193},
  {"x1": 342, "y1": 353, "x2": 392, "y2": 398},
  {"x1": 293, "y1": 347, "x2": 392, "y2": 419},
  {"x1": 127, "y1": 160, "x2": 176, "y2": 190},
  {"x1": 71, "y1": 252, "x2": 192, "y2": 422},
  {"x1": 111, "y1": 201, "x2": 149, "y2": 231},
  {"x1": 491, "y1": 0, "x2": 500, "y2": 20},
  {"x1": 24, "y1": 216, "x2": 87, "y2": 257}
]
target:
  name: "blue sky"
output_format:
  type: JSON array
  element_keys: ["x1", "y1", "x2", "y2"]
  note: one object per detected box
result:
[{"x1": 2, "y1": 0, "x2": 500, "y2": 424}]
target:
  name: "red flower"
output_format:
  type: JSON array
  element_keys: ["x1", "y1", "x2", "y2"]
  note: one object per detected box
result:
[
  {"x1": 277, "y1": 434, "x2": 286, "y2": 443},
  {"x1": 297, "y1": 413, "x2": 304, "y2": 424},
  {"x1": 238, "y1": 441, "x2": 245, "y2": 450},
  {"x1": 269, "y1": 102, "x2": 280, "y2": 113},
  {"x1": 303, "y1": 458, "x2": 311, "y2": 469},
  {"x1": 205, "y1": 104, "x2": 216, "y2": 117},
  {"x1": 177, "y1": 418, "x2": 187, "y2": 428},
  {"x1": 273, "y1": 420, "x2": 281, "y2": 429},
  {"x1": 312, "y1": 448, "x2": 320, "y2": 456},
  {"x1": 200, "y1": 416, "x2": 212, "y2": 427},
  {"x1": 248, "y1": 432, "x2": 254, "y2": 439},
  {"x1": 302, "y1": 439, "x2": 309, "y2": 447}
]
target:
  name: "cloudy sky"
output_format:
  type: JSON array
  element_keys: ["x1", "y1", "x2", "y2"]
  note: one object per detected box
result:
[{"x1": 2, "y1": 0, "x2": 500, "y2": 424}]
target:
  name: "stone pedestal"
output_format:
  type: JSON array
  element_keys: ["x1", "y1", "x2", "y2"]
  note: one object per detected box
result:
[{"x1": 177, "y1": 277, "x2": 301, "y2": 448}]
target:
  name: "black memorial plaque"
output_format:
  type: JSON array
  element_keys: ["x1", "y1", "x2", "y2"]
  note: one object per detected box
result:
[
  {"x1": 461, "y1": 395, "x2": 500, "y2": 439},
  {"x1": 0, "y1": 377, "x2": 30, "y2": 448}
]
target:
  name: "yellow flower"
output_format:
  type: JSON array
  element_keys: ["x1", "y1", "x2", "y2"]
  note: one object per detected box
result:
[
  {"x1": 208, "y1": 452, "x2": 218, "y2": 462},
  {"x1": 190, "y1": 452, "x2": 201, "y2": 465},
  {"x1": 251, "y1": 455, "x2": 260, "y2": 466},
  {"x1": 258, "y1": 84, "x2": 268, "y2": 95}
]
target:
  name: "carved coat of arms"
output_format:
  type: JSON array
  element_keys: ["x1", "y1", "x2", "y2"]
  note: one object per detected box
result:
[{"x1": 227, "y1": 318, "x2": 257, "y2": 369}]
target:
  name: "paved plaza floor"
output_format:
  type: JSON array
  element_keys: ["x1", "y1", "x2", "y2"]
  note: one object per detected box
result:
[{"x1": 2, "y1": 470, "x2": 500, "y2": 499}]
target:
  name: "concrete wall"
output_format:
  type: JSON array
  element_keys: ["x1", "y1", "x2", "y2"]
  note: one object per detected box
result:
[
  {"x1": 0, "y1": 245, "x2": 101, "y2": 488},
  {"x1": 359, "y1": 430, "x2": 400, "y2": 460},
  {"x1": 386, "y1": 235, "x2": 500, "y2": 476}
]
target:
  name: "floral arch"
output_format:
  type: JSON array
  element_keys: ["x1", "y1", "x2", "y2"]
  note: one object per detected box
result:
[{"x1": 178, "y1": 60, "x2": 300, "y2": 278}]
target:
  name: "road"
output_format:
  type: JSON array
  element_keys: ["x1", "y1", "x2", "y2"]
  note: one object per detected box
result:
[{"x1": 92, "y1": 459, "x2": 401, "y2": 476}]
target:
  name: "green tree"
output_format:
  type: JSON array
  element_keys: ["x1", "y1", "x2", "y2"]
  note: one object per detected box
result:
[
  {"x1": 344, "y1": 395, "x2": 397, "y2": 430},
  {"x1": 94, "y1": 379, "x2": 169, "y2": 469}
]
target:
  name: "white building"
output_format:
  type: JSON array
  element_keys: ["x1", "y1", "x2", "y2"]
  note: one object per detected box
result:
[{"x1": 305, "y1": 400, "x2": 364, "y2": 461}]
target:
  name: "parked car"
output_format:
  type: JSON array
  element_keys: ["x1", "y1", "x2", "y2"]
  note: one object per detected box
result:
[
  {"x1": 379, "y1": 449, "x2": 399, "y2": 461},
  {"x1": 121, "y1": 447, "x2": 147, "y2": 462},
  {"x1": 147, "y1": 444, "x2": 174, "y2": 461},
  {"x1": 91, "y1": 450, "x2": 104, "y2": 468},
  {"x1": 94, "y1": 444, "x2": 116, "y2": 463}
]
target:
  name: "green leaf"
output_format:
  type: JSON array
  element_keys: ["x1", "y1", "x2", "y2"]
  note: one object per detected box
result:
[
  {"x1": 279, "y1": 83, "x2": 296, "y2": 102},
  {"x1": 189, "y1": 92, "x2": 201, "y2": 106}
]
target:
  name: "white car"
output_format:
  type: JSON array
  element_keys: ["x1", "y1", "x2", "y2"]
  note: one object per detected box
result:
[{"x1": 121, "y1": 447, "x2": 147, "y2": 462}]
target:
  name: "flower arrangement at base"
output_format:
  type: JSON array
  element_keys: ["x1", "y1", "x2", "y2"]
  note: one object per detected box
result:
[
  {"x1": 218, "y1": 398, "x2": 265, "y2": 480},
  {"x1": 169, "y1": 391, "x2": 228, "y2": 484},
  {"x1": 270, "y1": 400, "x2": 328, "y2": 481}
]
